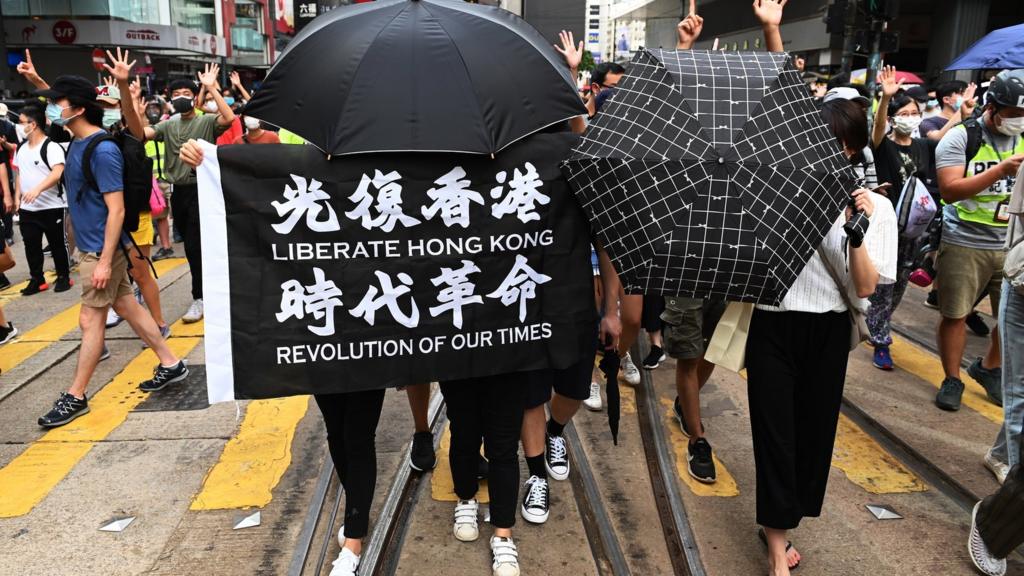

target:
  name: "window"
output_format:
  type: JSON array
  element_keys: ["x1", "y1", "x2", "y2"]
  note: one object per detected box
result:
[
  {"x1": 589, "y1": 5, "x2": 600, "y2": 15},
  {"x1": 589, "y1": 18, "x2": 599, "y2": 30},
  {"x1": 171, "y1": 0, "x2": 217, "y2": 34},
  {"x1": 1, "y1": 0, "x2": 161, "y2": 22},
  {"x1": 232, "y1": 1, "x2": 265, "y2": 53}
]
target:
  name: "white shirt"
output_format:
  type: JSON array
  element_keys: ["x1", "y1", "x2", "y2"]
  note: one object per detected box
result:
[
  {"x1": 759, "y1": 191, "x2": 898, "y2": 314},
  {"x1": 15, "y1": 138, "x2": 66, "y2": 212}
]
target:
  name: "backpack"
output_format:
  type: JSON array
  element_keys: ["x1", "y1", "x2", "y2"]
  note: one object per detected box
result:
[
  {"x1": 17, "y1": 138, "x2": 65, "y2": 197},
  {"x1": 80, "y1": 132, "x2": 153, "y2": 233},
  {"x1": 961, "y1": 114, "x2": 985, "y2": 176}
]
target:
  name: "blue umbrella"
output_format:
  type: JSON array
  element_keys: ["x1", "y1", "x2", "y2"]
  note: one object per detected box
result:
[{"x1": 947, "y1": 23, "x2": 1024, "y2": 71}]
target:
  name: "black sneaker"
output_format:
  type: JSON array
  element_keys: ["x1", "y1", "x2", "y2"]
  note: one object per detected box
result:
[
  {"x1": 687, "y1": 438, "x2": 717, "y2": 484},
  {"x1": 924, "y1": 290, "x2": 939, "y2": 309},
  {"x1": 642, "y1": 345, "x2": 667, "y2": 370},
  {"x1": 935, "y1": 377, "x2": 965, "y2": 411},
  {"x1": 966, "y1": 312, "x2": 990, "y2": 337},
  {"x1": 545, "y1": 434, "x2": 569, "y2": 480},
  {"x1": 38, "y1": 392, "x2": 90, "y2": 428},
  {"x1": 0, "y1": 273, "x2": 10, "y2": 290},
  {"x1": 53, "y1": 276, "x2": 73, "y2": 293},
  {"x1": 139, "y1": 360, "x2": 189, "y2": 392},
  {"x1": 20, "y1": 278, "x2": 48, "y2": 296},
  {"x1": 409, "y1": 431, "x2": 437, "y2": 472},
  {"x1": 477, "y1": 455, "x2": 489, "y2": 480},
  {"x1": 673, "y1": 397, "x2": 704, "y2": 438},
  {"x1": 152, "y1": 247, "x2": 176, "y2": 261},
  {"x1": 967, "y1": 358, "x2": 1003, "y2": 407},
  {"x1": 0, "y1": 321, "x2": 17, "y2": 345},
  {"x1": 520, "y1": 475, "x2": 550, "y2": 524}
]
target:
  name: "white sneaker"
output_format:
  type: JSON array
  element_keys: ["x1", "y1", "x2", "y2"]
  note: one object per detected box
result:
[
  {"x1": 984, "y1": 450, "x2": 1009, "y2": 485},
  {"x1": 490, "y1": 536, "x2": 520, "y2": 576},
  {"x1": 621, "y1": 352, "x2": 640, "y2": 386},
  {"x1": 105, "y1": 308, "x2": 122, "y2": 328},
  {"x1": 453, "y1": 499, "x2": 479, "y2": 542},
  {"x1": 183, "y1": 299, "x2": 204, "y2": 323},
  {"x1": 337, "y1": 524, "x2": 345, "y2": 548},
  {"x1": 328, "y1": 547, "x2": 360, "y2": 576},
  {"x1": 583, "y1": 382, "x2": 603, "y2": 411},
  {"x1": 969, "y1": 502, "x2": 1007, "y2": 576}
]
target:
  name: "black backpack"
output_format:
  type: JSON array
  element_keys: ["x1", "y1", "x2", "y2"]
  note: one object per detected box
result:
[
  {"x1": 961, "y1": 113, "x2": 985, "y2": 176},
  {"x1": 17, "y1": 138, "x2": 66, "y2": 197},
  {"x1": 79, "y1": 132, "x2": 153, "y2": 233}
]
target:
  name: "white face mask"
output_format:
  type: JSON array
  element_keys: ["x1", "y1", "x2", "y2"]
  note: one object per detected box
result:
[
  {"x1": 243, "y1": 116, "x2": 261, "y2": 130},
  {"x1": 996, "y1": 115, "x2": 1024, "y2": 137},
  {"x1": 892, "y1": 115, "x2": 922, "y2": 135},
  {"x1": 203, "y1": 100, "x2": 218, "y2": 113},
  {"x1": 15, "y1": 123, "x2": 31, "y2": 141}
]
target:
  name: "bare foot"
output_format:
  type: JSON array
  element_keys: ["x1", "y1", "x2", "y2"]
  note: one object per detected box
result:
[
  {"x1": 785, "y1": 543, "x2": 801, "y2": 569},
  {"x1": 768, "y1": 552, "x2": 792, "y2": 576}
]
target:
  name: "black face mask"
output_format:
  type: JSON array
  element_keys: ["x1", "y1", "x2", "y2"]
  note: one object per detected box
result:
[
  {"x1": 146, "y1": 112, "x2": 162, "y2": 125},
  {"x1": 171, "y1": 96, "x2": 193, "y2": 114}
]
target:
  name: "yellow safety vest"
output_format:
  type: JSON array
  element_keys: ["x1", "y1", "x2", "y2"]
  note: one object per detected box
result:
[
  {"x1": 957, "y1": 127, "x2": 1024, "y2": 227},
  {"x1": 145, "y1": 139, "x2": 167, "y2": 182}
]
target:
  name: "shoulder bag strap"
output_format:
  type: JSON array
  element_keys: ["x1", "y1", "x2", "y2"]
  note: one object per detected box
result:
[{"x1": 816, "y1": 244, "x2": 858, "y2": 312}]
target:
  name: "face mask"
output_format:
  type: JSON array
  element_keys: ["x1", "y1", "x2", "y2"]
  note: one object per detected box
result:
[
  {"x1": 926, "y1": 99, "x2": 938, "y2": 109},
  {"x1": 224, "y1": 96, "x2": 235, "y2": 106},
  {"x1": 15, "y1": 123, "x2": 31, "y2": 140},
  {"x1": 892, "y1": 115, "x2": 922, "y2": 135},
  {"x1": 996, "y1": 115, "x2": 1024, "y2": 137},
  {"x1": 243, "y1": 117, "x2": 261, "y2": 130},
  {"x1": 171, "y1": 96, "x2": 194, "y2": 114},
  {"x1": 203, "y1": 100, "x2": 218, "y2": 113},
  {"x1": 146, "y1": 112, "x2": 162, "y2": 125},
  {"x1": 951, "y1": 96, "x2": 964, "y2": 111},
  {"x1": 46, "y1": 103, "x2": 78, "y2": 127},
  {"x1": 101, "y1": 109, "x2": 122, "y2": 129}
]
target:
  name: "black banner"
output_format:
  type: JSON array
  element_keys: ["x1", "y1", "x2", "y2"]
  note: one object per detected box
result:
[{"x1": 199, "y1": 133, "x2": 596, "y2": 401}]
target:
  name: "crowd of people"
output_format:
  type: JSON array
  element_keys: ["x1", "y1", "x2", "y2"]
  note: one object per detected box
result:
[{"x1": 0, "y1": 0, "x2": 1021, "y2": 575}]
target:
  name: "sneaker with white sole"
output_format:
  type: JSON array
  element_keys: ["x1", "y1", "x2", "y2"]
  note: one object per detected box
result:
[
  {"x1": 490, "y1": 536, "x2": 520, "y2": 576},
  {"x1": 621, "y1": 352, "x2": 640, "y2": 386},
  {"x1": 545, "y1": 433, "x2": 569, "y2": 481},
  {"x1": 453, "y1": 498, "x2": 479, "y2": 542},
  {"x1": 328, "y1": 547, "x2": 360, "y2": 576},
  {"x1": 520, "y1": 475, "x2": 549, "y2": 524},
  {"x1": 182, "y1": 299, "x2": 204, "y2": 323},
  {"x1": 0, "y1": 321, "x2": 17, "y2": 345},
  {"x1": 583, "y1": 382, "x2": 602, "y2": 411},
  {"x1": 984, "y1": 450, "x2": 1009, "y2": 485},
  {"x1": 105, "y1": 308, "x2": 122, "y2": 328},
  {"x1": 969, "y1": 501, "x2": 1007, "y2": 576},
  {"x1": 139, "y1": 360, "x2": 189, "y2": 392}
]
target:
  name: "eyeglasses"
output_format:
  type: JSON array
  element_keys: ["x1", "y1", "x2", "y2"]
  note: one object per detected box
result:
[{"x1": 893, "y1": 112, "x2": 921, "y2": 118}]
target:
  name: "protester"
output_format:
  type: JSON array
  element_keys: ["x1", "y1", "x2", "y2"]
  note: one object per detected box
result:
[
  {"x1": 141, "y1": 63, "x2": 236, "y2": 324},
  {"x1": 748, "y1": 95, "x2": 896, "y2": 576},
  {"x1": 866, "y1": 67, "x2": 940, "y2": 370},
  {"x1": 143, "y1": 99, "x2": 175, "y2": 261},
  {"x1": 640, "y1": 296, "x2": 666, "y2": 370},
  {"x1": 922, "y1": 80, "x2": 976, "y2": 141},
  {"x1": 933, "y1": 70, "x2": 1024, "y2": 432},
  {"x1": 405, "y1": 382, "x2": 436, "y2": 472},
  {"x1": 823, "y1": 87, "x2": 879, "y2": 188},
  {"x1": 34, "y1": 74, "x2": 186, "y2": 428},
  {"x1": 233, "y1": 116, "x2": 280, "y2": 145},
  {"x1": 968, "y1": 451, "x2": 1024, "y2": 576},
  {"x1": 13, "y1": 102, "x2": 72, "y2": 295}
]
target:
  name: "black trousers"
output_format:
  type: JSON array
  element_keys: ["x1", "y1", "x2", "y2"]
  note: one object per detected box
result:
[
  {"x1": 745, "y1": 309, "x2": 850, "y2": 530},
  {"x1": 641, "y1": 295, "x2": 665, "y2": 333},
  {"x1": 440, "y1": 373, "x2": 527, "y2": 529},
  {"x1": 314, "y1": 389, "x2": 386, "y2": 539},
  {"x1": 18, "y1": 208, "x2": 70, "y2": 281},
  {"x1": 170, "y1": 183, "x2": 202, "y2": 300}
]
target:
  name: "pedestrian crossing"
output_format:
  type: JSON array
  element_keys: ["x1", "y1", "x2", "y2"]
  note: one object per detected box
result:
[{"x1": 0, "y1": 268, "x2": 1006, "y2": 522}]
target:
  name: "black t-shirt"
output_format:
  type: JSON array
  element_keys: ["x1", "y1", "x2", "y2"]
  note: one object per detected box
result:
[
  {"x1": 872, "y1": 137, "x2": 938, "y2": 207},
  {"x1": 47, "y1": 123, "x2": 72, "y2": 144}
]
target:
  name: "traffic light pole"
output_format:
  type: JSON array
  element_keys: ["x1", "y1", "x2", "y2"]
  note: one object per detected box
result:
[
  {"x1": 838, "y1": 0, "x2": 857, "y2": 75},
  {"x1": 865, "y1": 16, "x2": 884, "y2": 98}
]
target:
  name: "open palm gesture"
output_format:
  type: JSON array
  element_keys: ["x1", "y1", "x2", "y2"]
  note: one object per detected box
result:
[
  {"x1": 752, "y1": 0, "x2": 787, "y2": 27},
  {"x1": 197, "y1": 62, "x2": 220, "y2": 89},
  {"x1": 554, "y1": 30, "x2": 583, "y2": 72},
  {"x1": 103, "y1": 47, "x2": 136, "y2": 83},
  {"x1": 877, "y1": 65, "x2": 903, "y2": 98}
]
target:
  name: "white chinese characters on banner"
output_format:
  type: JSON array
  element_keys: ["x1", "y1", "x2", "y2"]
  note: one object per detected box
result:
[
  {"x1": 346, "y1": 170, "x2": 422, "y2": 232},
  {"x1": 276, "y1": 267, "x2": 345, "y2": 336},
  {"x1": 486, "y1": 254, "x2": 552, "y2": 322},
  {"x1": 429, "y1": 259, "x2": 483, "y2": 329},
  {"x1": 350, "y1": 270, "x2": 421, "y2": 329},
  {"x1": 271, "y1": 175, "x2": 341, "y2": 234},
  {"x1": 421, "y1": 167, "x2": 485, "y2": 228},
  {"x1": 490, "y1": 162, "x2": 550, "y2": 224}
]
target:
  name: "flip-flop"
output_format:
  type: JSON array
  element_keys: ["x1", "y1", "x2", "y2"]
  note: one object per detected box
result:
[{"x1": 757, "y1": 527, "x2": 801, "y2": 570}]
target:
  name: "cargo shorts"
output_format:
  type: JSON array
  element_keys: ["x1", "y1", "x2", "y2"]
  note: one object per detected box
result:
[
  {"x1": 659, "y1": 297, "x2": 727, "y2": 360},
  {"x1": 936, "y1": 241, "x2": 1004, "y2": 320},
  {"x1": 79, "y1": 250, "x2": 133, "y2": 309}
]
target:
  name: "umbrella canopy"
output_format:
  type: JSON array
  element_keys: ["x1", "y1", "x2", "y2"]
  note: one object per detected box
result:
[
  {"x1": 947, "y1": 23, "x2": 1024, "y2": 71},
  {"x1": 850, "y1": 68, "x2": 924, "y2": 85},
  {"x1": 563, "y1": 49, "x2": 857, "y2": 305},
  {"x1": 244, "y1": 0, "x2": 585, "y2": 156}
]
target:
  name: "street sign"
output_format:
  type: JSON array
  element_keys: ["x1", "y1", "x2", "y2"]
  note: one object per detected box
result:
[
  {"x1": 91, "y1": 48, "x2": 106, "y2": 71},
  {"x1": 52, "y1": 20, "x2": 76, "y2": 44}
]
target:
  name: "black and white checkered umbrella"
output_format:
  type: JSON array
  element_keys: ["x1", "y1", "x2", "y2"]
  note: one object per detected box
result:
[{"x1": 563, "y1": 49, "x2": 858, "y2": 305}]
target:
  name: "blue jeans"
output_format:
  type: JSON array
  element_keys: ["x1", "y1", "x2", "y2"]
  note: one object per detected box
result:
[{"x1": 991, "y1": 280, "x2": 1024, "y2": 467}]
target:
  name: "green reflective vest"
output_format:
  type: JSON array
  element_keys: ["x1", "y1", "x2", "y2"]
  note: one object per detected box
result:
[
  {"x1": 956, "y1": 127, "x2": 1024, "y2": 227},
  {"x1": 145, "y1": 139, "x2": 167, "y2": 182},
  {"x1": 278, "y1": 128, "x2": 306, "y2": 146}
]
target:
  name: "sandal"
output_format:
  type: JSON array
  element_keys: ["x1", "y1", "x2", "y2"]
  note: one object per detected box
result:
[{"x1": 757, "y1": 527, "x2": 801, "y2": 570}]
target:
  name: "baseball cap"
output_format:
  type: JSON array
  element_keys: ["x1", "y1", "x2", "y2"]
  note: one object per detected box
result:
[
  {"x1": 34, "y1": 75, "x2": 98, "y2": 102},
  {"x1": 905, "y1": 85, "x2": 930, "y2": 103},
  {"x1": 823, "y1": 86, "x2": 869, "y2": 105},
  {"x1": 96, "y1": 84, "x2": 121, "y2": 105}
]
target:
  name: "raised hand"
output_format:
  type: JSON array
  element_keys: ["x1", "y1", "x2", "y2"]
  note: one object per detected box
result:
[
  {"x1": 676, "y1": 15, "x2": 704, "y2": 48},
  {"x1": 752, "y1": 0, "x2": 787, "y2": 27},
  {"x1": 103, "y1": 47, "x2": 136, "y2": 83},
  {"x1": 554, "y1": 30, "x2": 583, "y2": 72},
  {"x1": 961, "y1": 82, "x2": 978, "y2": 117},
  {"x1": 229, "y1": 70, "x2": 242, "y2": 88},
  {"x1": 877, "y1": 65, "x2": 903, "y2": 98},
  {"x1": 16, "y1": 49, "x2": 42, "y2": 83},
  {"x1": 197, "y1": 63, "x2": 220, "y2": 89}
]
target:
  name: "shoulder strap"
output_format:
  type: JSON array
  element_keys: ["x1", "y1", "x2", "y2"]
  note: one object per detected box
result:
[
  {"x1": 78, "y1": 133, "x2": 118, "y2": 203},
  {"x1": 39, "y1": 138, "x2": 51, "y2": 170},
  {"x1": 963, "y1": 119, "x2": 983, "y2": 175},
  {"x1": 816, "y1": 244, "x2": 858, "y2": 312}
]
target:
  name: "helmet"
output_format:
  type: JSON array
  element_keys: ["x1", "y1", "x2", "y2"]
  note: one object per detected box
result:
[{"x1": 987, "y1": 69, "x2": 1024, "y2": 109}]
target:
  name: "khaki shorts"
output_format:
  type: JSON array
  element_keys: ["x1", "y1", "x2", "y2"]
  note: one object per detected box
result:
[
  {"x1": 660, "y1": 297, "x2": 727, "y2": 360},
  {"x1": 152, "y1": 180, "x2": 172, "y2": 221},
  {"x1": 80, "y1": 250, "x2": 133, "y2": 309},
  {"x1": 936, "y1": 241, "x2": 1004, "y2": 320}
]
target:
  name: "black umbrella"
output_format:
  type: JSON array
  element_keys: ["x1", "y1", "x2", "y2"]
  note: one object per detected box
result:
[
  {"x1": 244, "y1": 0, "x2": 585, "y2": 156},
  {"x1": 563, "y1": 49, "x2": 857, "y2": 305},
  {"x1": 599, "y1": 350, "x2": 621, "y2": 445}
]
